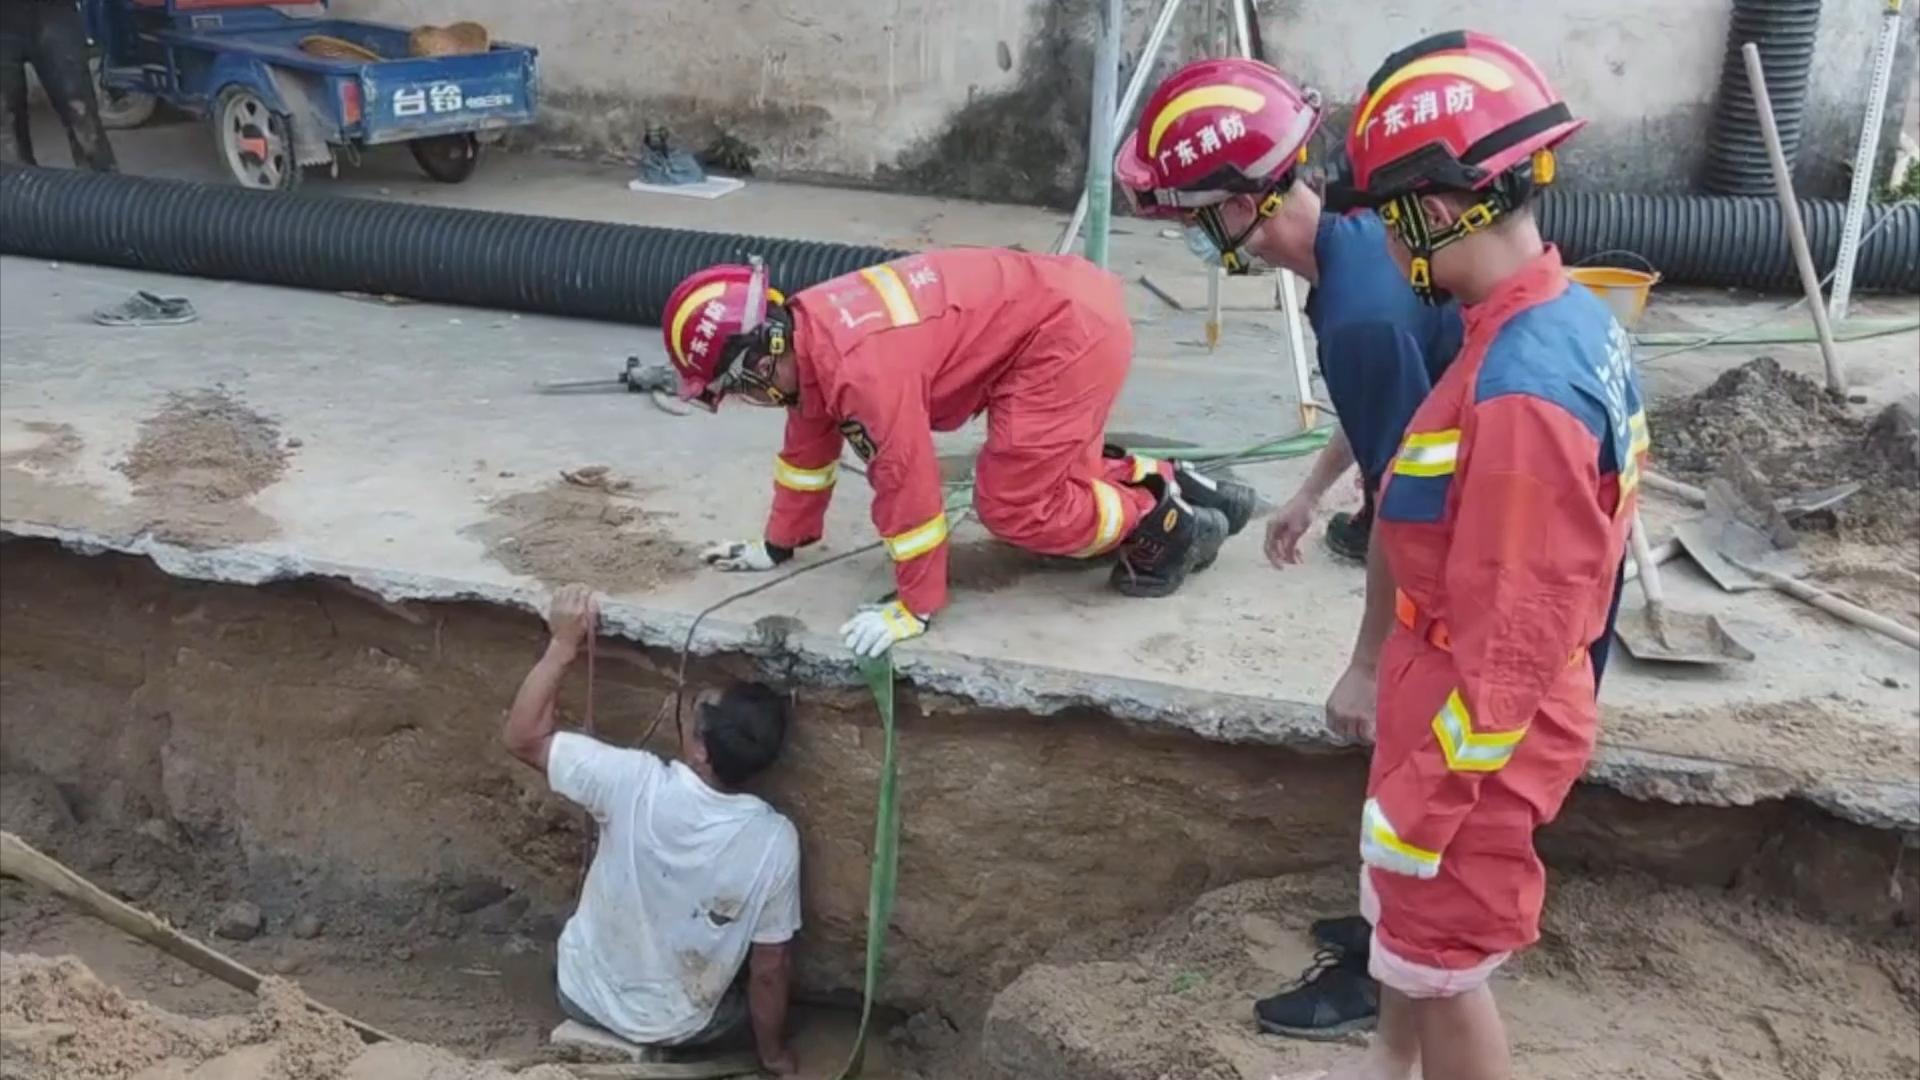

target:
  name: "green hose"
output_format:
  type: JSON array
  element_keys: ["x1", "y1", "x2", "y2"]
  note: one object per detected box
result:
[
  {"x1": 832, "y1": 654, "x2": 901, "y2": 1080},
  {"x1": 1634, "y1": 315, "x2": 1918, "y2": 348}
]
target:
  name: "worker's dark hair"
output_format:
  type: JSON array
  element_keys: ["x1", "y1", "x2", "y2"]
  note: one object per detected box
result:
[{"x1": 698, "y1": 682, "x2": 789, "y2": 787}]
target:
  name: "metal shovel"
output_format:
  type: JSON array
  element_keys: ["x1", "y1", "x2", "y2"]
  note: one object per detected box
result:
[{"x1": 1614, "y1": 510, "x2": 1757, "y2": 665}]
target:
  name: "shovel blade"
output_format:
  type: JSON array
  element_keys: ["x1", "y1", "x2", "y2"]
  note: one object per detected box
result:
[{"x1": 1615, "y1": 606, "x2": 1756, "y2": 664}]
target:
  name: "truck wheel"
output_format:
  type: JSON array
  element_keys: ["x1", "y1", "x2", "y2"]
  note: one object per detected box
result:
[
  {"x1": 409, "y1": 134, "x2": 481, "y2": 183},
  {"x1": 90, "y1": 57, "x2": 157, "y2": 130},
  {"x1": 213, "y1": 86, "x2": 301, "y2": 192}
]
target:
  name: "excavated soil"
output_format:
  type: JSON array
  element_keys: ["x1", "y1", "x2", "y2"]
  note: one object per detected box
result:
[
  {"x1": 981, "y1": 867, "x2": 1920, "y2": 1080},
  {"x1": 463, "y1": 470, "x2": 694, "y2": 593},
  {"x1": 1650, "y1": 356, "x2": 1920, "y2": 551},
  {"x1": 0, "y1": 952, "x2": 576, "y2": 1080},
  {"x1": 2, "y1": 540, "x2": 1917, "y2": 1077},
  {"x1": 110, "y1": 389, "x2": 293, "y2": 548}
]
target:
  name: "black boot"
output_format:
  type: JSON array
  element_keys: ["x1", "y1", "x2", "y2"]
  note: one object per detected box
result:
[
  {"x1": 1172, "y1": 462, "x2": 1257, "y2": 536},
  {"x1": 1254, "y1": 946, "x2": 1380, "y2": 1041},
  {"x1": 1324, "y1": 488, "x2": 1375, "y2": 563},
  {"x1": 1109, "y1": 480, "x2": 1230, "y2": 598}
]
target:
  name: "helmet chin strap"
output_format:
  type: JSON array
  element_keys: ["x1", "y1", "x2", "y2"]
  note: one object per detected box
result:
[
  {"x1": 714, "y1": 308, "x2": 796, "y2": 407},
  {"x1": 1377, "y1": 151, "x2": 1552, "y2": 305},
  {"x1": 1196, "y1": 187, "x2": 1286, "y2": 275}
]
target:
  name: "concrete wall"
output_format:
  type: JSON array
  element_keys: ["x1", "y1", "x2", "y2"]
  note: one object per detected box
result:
[{"x1": 335, "y1": 0, "x2": 1917, "y2": 204}]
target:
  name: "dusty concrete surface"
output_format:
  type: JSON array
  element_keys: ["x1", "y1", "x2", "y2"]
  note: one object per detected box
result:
[
  {"x1": 3, "y1": 242, "x2": 1917, "y2": 829},
  {"x1": 977, "y1": 866, "x2": 1920, "y2": 1080}
]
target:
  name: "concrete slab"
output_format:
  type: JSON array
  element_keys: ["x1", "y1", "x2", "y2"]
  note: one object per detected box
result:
[{"x1": 3, "y1": 127, "x2": 1917, "y2": 831}]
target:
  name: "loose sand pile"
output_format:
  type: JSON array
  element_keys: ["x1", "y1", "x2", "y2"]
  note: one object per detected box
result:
[
  {"x1": 113, "y1": 388, "x2": 293, "y2": 547},
  {"x1": 464, "y1": 472, "x2": 693, "y2": 593},
  {"x1": 1650, "y1": 356, "x2": 1920, "y2": 548},
  {"x1": 0, "y1": 953, "x2": 573, "y2": 1080},
  {"x1": 981, "y1": 867, "x2": 1920, "y2": 1080}
]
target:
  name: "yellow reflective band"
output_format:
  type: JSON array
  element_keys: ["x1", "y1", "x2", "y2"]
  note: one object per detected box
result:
[
  {"x1": 1430, "y1": 689, "x2": 1526, "y2": 773},
  {"x1": 1146, "y1": 84, "x2": 1267, "y2": 156},
  {"x1": 1361, "y1": 798, "x2": 1441, "y2": 872},
  {"x1": 885, "y1": 512, "x2": 949, "y2": 562},
  {"x1": 879, "y1": 601, "x2": 925, "y2": 637},
  {"x1": 773, "y1": 456, "x2": 837, "y2": 493},
  {"x1": 667, "y1": 281, "x2": 728, "y2": 368},
  {"x1": 1353, "y1": 55, "x2": 1517, "y2": 134},
  {"x1": 1628, "y1": 410, "x2": 1650, "y2": 457},
  {"x1": 860, "y1": 265, "x2": 921, "y2": 328},
  {"x1": 1130, "y1": 454, "x2": 1160, "y2": 484},
  {"x1": 1074, "y1": 480, "x2": 1128, "y2": 558},
  {"x1": 1393, "y1": 429, "x2": 1461, "y2": 478}
]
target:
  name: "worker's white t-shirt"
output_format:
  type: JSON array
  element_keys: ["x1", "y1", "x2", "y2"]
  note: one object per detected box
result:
[{"x1": 548, "y1": 732, "x2": 802, "y2": 1045}]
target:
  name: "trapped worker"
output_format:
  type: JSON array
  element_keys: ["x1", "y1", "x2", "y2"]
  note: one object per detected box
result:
[
  {"x1": 503, "y1": 584, "x2": 802, "y2": 1076},
  {"x1": 1115, "y1": 56, "x2": 1464, "y2": 1040},
  {"x1": 667, "y1": 249, "x2": 1258, "y2": 658},
  {"x1": 0, "y1": 0, "x2": 116, "y2": 171},
  {"x1": 1287, "y1": 32, "x2": 1646, "y2": 1080}
]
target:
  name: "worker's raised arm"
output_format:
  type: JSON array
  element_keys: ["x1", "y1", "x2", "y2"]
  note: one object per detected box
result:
[
  {"x1": 502, "y1": 584, "x2": 597, "y2": 773},
  {"x1": 1365, "y1": 394, "x2": 1612, "y2": 872}
]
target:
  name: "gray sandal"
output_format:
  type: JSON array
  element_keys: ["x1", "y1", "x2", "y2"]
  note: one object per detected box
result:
[{"x1": 94, "y1": 291, "x2": 197, "y2": 327}]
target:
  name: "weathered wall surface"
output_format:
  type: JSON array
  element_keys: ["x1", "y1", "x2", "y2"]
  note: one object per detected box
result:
[
  {"x1": 334, "y1": 0, "x2": 1915, "y2": 203},
  {"x1": 2, "y1": 543, "x2": 1912, "y2": 1022}
]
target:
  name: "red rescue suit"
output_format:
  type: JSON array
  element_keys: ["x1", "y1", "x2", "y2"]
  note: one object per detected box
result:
[
  {"x1": 1360, "y1": 248, "x2": 1648, "y2": 991},
  {"x1": 763, "y1": 249, "x2": 1165, "y2": 617}
]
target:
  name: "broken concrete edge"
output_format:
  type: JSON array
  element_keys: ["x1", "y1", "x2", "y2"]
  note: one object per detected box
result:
[{"x1": 4, "y1": 519, "x2": 1915, "y2": 835}]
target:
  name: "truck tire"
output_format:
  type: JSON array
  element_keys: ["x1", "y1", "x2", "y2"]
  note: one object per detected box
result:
[
  {"x1": 212, "y1": 86, "x2": 301, "y2": 192},
  {"x1": 409, "y1": 134, "x2": 481, "y2": 184},
  {"x1": 90, "y1": 57, "x2": 157, "y2": 130}
]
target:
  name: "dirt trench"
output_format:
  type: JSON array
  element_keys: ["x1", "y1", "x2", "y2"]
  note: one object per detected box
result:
[{"x1": 0, "y1": 539, "x2": 1914, "y2": 1043}]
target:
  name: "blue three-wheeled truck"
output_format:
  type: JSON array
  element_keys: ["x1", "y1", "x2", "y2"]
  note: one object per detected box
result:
[{"x1": 84, "y1": 0, "x2": 539, "y2": 191}]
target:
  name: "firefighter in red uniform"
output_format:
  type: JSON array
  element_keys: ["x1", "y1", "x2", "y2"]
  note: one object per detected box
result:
[
  {"x1": 1286, "y1": 32, "x2": 1648, "y2": 1080},
  {"x1": 663, "y1": 249, "x2": 1257, "y2": 658}
]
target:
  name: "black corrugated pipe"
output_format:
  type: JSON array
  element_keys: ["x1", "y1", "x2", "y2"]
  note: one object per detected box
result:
[
  {"x1": 1704, "y1": 0, "x2": 1823, "y2": 196},
  {"x1": 2, "y1": 166, "x2": 1915, "y2": 303},
  {"x1": 1538, "y1": 191, "x2": 1920, "y2": 292},
  {"x1": 0, "y1": 166, "x2": 906, "y2": 326}
]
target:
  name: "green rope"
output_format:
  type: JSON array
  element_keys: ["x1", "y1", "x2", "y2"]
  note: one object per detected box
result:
[
  {"x1": 832, "y1": 654, "x2": 901, "y2": 1080},
  {"x1": 1632, "y1": 316, "x2": 1918, "y2": 349}
]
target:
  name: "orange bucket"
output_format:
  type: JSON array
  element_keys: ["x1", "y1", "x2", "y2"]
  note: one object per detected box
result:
[{"x1": 1567, "y1": 266, "x2": 1660, "y2": 330}]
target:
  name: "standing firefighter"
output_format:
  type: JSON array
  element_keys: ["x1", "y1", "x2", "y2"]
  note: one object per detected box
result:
[
  {"x1": 668, "y1": 249, "x2": 1256, "y2": 657},
  {"x1": 1116, "y1": 57, "x2": 1466, "y2": 1040},
  {"x1": 1295, "y1": 32, "x2": 1647, "y2": 1080}
]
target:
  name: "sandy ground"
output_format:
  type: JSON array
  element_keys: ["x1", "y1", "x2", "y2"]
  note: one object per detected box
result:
[{"x1": 981, "y1": 867, "x2": 1920, "y2": 1080}]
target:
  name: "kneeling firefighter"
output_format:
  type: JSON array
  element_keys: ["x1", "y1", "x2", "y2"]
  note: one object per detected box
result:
[{"x1": 666, "y1": 248, "x2": 1257, "y2": 657}]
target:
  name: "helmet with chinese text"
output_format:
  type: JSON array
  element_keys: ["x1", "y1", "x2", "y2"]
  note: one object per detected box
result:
[
  {"x1": 1345, "y1": 31, "x2": 1583, "y2": 202},
  {"x1": 1343, "y1": 31, "x2": 1584, "y2": 303},
  {"x1": 1115, "y1": 58, "x2": 1323, "y2": 220},
  {"x1": 660, "y1": 264, "x2": 786, "y2": 411}
]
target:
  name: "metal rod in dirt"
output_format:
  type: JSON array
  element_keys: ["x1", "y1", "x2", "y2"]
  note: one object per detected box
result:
[
  {"x1": 1084, "y1": 0, "x2": 1123, "y2": 268},
  {"x1": 1054, "y1": 0, "x2": 1186, "y2": 255},
  {"x1": 1741, "y1": 42, "x2": 1846, "y2": 396},
  {"x1": 1829, "y1": 0, "x2": 1905, "y2": 322}
]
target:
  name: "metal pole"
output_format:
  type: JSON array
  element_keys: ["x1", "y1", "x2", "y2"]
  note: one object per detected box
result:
[
  {"x1": 1084, "y1": 0, "x2": 1123, "y2": 268},
  {"x1": 1742, "y1": 43, "x2": 1847, "y2": 396},
  {"x1": 1829, "y1": 0, "x2": 1904, "y2": 322},
  {"x1": 1054, "y1": 0, "x2": 1186, "y2": 255}
]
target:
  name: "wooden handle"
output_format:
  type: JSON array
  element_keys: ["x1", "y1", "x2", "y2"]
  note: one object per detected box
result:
[
  {"x1": 1642, "y1": 471, "x2": 1706, "y2": 507},
  {"x1": 0, "y1": 831, "x2": 394, "y2": 1044},
  {"x1": 1738, "y1": 564, "x2": 1920, "y2": 650},
  {"x1": 1629, "y1": 512, "x2": 1666, "y2": 606}
]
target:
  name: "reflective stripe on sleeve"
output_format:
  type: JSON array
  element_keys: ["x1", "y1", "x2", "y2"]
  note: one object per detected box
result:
[
  {"x1": 1130, "y1": 454, "x2": 1161, "y2": 484},
  {"x1": 1431, "y1": 689, "x2": 1526, "y2": 773},
  {"x1": 1073, "y1": 480, "x2": 1128, "y2": 558},
  {"x1": 1392, "y1": 428, "x2": 1461, "y2": 478},
  {"x1": 1359, "y1": 798, "x2": 1442, "y2": 879},
  {"x1": 884, "y1": 512, "x2": 949, "y2": 562},
  {"x1": 773, "y1": 456, "x2": 838, "y2": 492}
]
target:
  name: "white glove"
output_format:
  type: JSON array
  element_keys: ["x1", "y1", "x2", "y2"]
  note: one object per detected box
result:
[
  {"x1": 839, "y1": 600, "x2": 928, "y2": 658},
  {"x1": 700, "y1": 540, "x2": 789, "y2": 572}
]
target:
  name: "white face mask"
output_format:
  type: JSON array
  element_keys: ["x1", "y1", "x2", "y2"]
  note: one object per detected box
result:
[{"x1": 1183, "y1": 223, "x2": 1223, "y2": 266}]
